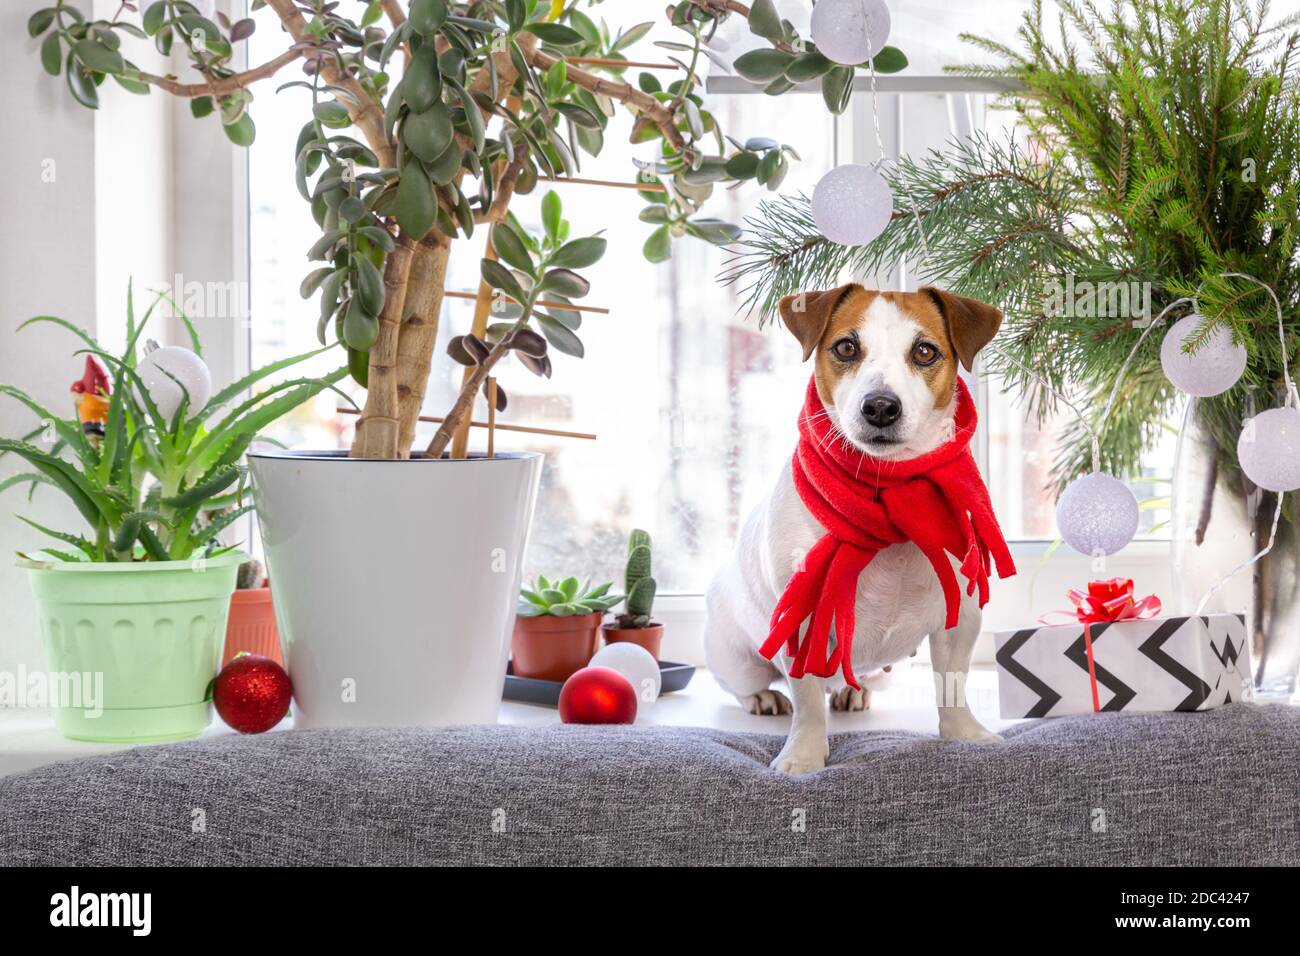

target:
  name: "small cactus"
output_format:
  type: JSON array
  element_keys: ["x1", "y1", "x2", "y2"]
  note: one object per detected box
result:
[
  {"x1": 236, "y1": 558, "x2": 264, "y2": 589},
  {"x1": 617, "y1": 529, "x2": 657, "y2": 628}
]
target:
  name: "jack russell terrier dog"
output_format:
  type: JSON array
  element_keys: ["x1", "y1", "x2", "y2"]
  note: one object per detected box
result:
[{"x1": 704, "y1": 284, "x2": 1014, "y2": 775}]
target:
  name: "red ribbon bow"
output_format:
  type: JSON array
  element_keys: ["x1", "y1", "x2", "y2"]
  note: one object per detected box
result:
[
  {"x1": 1068, "y1": 577, "x2": 1162, "y2": 625},
  {"x1": 1041, "y1": 579, "x2": 1161, "y2": 712}
]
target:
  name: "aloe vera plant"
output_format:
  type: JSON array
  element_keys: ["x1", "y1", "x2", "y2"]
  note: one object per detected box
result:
[
  {"x1": 518, "y1": 574, "x2": 622, "y2": 618},
  {"x1": 0, "y1": 283, "x2": 349, "y2": 562}
]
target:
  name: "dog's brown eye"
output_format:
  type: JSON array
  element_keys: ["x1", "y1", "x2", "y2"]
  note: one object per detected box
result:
[
  {"x1": 831, "y1": 338, "x2": 859, "y2": 361},
  {"x1": 912, "y1": 342, "x2": 940, "y2": 366}
]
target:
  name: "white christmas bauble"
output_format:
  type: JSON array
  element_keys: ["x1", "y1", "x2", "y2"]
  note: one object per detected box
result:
[
  {"x1": 810, "y1": 0, "x2": 891, "y2": 66},
  {"x1": 138, "y1": 345, "x2": 212, "y2": 421},
  {"x1": 589, "y1": 642, "x2": 661, "y2": 706},
  {"x1": 1056, "y1": 472, "x2": 1139, "y2": 556},
  {"x1": 1160, "y1": 314, "x2": 1247, "y2": 397},
  {"x1": 811, "y1": 164, "x2": 893, "y2": 246},
  {"x1": 1238, "y1": 406, "x2": 1300, "y2": 492}
]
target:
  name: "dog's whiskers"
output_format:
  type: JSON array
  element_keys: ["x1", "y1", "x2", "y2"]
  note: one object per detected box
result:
[
  {"x1": 816, "y1": 418, "x2": 849, "y2": 457},
  {"x1": 801, "y1": 410, "x2": 833, "y2": 430}
]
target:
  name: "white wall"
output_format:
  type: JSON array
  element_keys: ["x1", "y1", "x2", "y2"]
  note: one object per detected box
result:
[{"x1": 0, "y1": 8, "x2": 99, "y2": 677}]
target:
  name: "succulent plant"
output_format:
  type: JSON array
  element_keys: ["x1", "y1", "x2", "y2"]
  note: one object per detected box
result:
[
  {"x1": 615, "y1": 529, "x2": 657, "y2": 629},
  {"x1": 518, "y1": 575, "x2": 622, "y2": 618}
]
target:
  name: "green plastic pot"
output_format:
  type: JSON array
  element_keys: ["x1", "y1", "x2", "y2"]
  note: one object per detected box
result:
[{"x1": 24, "y1": 549, "x2": 247, "y2": 743}]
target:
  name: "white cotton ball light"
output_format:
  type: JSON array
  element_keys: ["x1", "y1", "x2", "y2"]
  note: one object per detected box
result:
[
  {"x1": 589, "y1": 642, "x2": 661, "y2": 707},
  {"x1": 1160, "y1": 314, "x2": 1247, "y2": 397},
  {"x1": 811, "y1": 163, "x2": 894, "y2": 247},
  {"x1": 1056, "y1": 472, "x2": 1140, "y2": 556},
  {"x1": 137, "y1": 344, "x2": 212, "y2": 421},
  {"x1": 1237, "y1": 406, "x2": 1300, "y2": 492},
  {"x1": 810, "y1": 0, "x2": 891, "y2": 66}
]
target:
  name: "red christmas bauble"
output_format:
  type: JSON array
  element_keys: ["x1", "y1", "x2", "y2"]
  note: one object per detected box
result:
[
  {"x1": 213, "y1": 654, "x2": 292, "y2": 734},
  {"x1": 558, "y1": 666, "x2": 638, "y2": 725}
]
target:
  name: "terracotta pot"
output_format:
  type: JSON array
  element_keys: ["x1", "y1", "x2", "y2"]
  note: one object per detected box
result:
[
  {"x1": 512, "y1": 611, "x2": 603, "y2": 682},
  {"x1": 223, "y1": 585, "x2": 282, "y2": 667},
  {"x1": 602, "y1": 622, "x2": 664, "y2": 660}
]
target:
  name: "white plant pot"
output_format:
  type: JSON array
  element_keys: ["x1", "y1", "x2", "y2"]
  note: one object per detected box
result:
[{"x1": 248, "y1": 450, "x2": 543, "y2": 728}]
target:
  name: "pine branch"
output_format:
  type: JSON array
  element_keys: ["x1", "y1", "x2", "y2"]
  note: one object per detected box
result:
[{"x1": 722, "y1": 134, "x2": 1088, "y2": 324}]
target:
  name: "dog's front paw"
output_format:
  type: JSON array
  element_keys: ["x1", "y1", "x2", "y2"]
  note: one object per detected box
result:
[
  {"x1": 770, "y1": 747, "x2": 826, "y2": 775},
  {"x1": 740, "y1": 689, "x2": 793, "y2": 716},
  {"x1": 938, "y1": 708, "x2": 1003, "y2": 743},
  {"x1": 770, "y1": 732, "x2": 829, "y2": 774},
  {"x1": 829, "y1": 686, "x2": 870, "y2": 712}
]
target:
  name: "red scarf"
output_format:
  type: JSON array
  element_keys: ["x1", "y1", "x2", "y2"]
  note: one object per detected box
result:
[{"x1": 759, "y1": 377, "x2": 1015, "y2": 689}]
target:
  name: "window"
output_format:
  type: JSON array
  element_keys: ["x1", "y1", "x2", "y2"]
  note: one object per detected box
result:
[{"x1": 246, "y1": 9, "x2": 1172, "y2": 604}]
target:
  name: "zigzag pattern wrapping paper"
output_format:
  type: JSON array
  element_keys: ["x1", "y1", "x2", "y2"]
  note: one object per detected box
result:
[{"x1": 994, "y1": 614, "x2": 1251, "y2": 718}]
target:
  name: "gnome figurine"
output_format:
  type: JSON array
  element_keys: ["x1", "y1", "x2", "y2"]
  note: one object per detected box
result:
[{"x1": 70, "y1": 355, "x2": 112, "y2": 447}]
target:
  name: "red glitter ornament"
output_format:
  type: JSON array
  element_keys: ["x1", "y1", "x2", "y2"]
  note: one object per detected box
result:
[
  {"x1": 558, "y1": 666, "x2": 638, "y2": 725},
  {"x1": 212, "y1": 654, "x2": 292, "y2": 733}
]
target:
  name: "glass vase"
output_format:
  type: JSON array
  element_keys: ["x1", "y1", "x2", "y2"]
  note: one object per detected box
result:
[{"x1": 1170, "y1": 400, "x2": 1300, "y2": 702}]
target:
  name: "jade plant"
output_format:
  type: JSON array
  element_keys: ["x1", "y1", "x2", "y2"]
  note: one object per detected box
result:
[
  {"x1": 26, "y1": 0, "x2": 904, "y2": 460},
  {"x1": 0, "y1": 284, "x2": 347, "y2": 562},
  {"x1": 517, "y1": 574, "x2": 622, "y2": 618},
  {"x1": 613, "y1": 528, "x2": 657, "y2": 629},
  {"x1": 433, "y1": 188, "x2": 603, "y2": 449}
]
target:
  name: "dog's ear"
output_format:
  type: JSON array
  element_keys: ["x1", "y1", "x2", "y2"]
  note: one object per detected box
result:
[
  {"x1": 921, "y1": 287, "x2": 1003, "y2": 371},
  {"x1": 778, "y1": 284, "x2": 860, "y2": 361}
]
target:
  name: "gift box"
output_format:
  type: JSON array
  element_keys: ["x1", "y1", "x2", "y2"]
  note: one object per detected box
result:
[{"x1": 994, "y1": 579, "x2": 1252, "y2": 718}]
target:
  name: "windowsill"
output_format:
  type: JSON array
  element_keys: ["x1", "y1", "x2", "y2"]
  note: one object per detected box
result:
[
  {"x1": 0, "y1": 664, "x2": 1012, "y2": 780},
  {"x1": 500, "y1": 663, "x2": 1013, "y2": 736}
]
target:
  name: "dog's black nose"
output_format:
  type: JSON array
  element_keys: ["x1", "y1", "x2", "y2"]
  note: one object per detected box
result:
[{"x1": 861, "y1": 391, "x2": 902, "y2": 427}]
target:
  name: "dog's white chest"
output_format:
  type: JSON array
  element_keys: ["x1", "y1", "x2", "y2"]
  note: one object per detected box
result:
[
  {"x1": 753, "y1": 464, "x2": 950, "y2": 675},
  {"x1": 851, "y1": 544, "x2": 947, "y2": 665}
]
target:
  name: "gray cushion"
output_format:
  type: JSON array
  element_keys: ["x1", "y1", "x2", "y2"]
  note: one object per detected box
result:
[{"x1": 2, "y1": 703, "x2": 1297, "y2": 866}]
